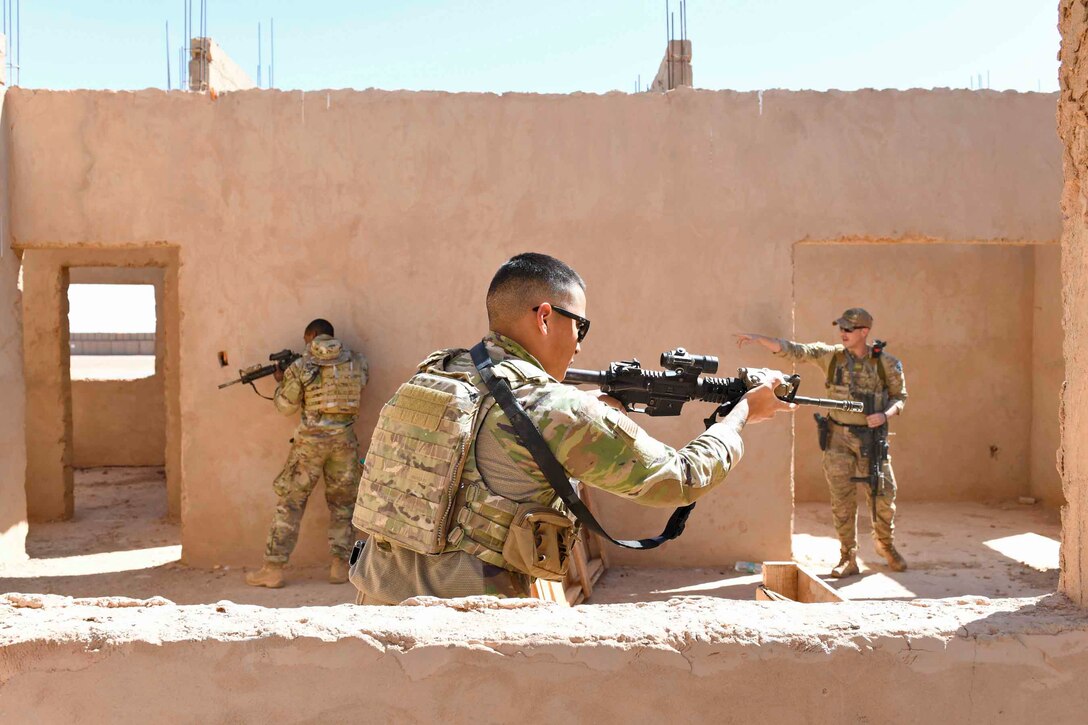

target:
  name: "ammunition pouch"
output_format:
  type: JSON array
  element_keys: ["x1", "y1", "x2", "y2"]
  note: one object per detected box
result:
[
  {"x1": 814, "y1": 413, "x2": 831, "y2": 451},
  {"x1": 502, "y1": 502, "x2": 576, "y2": 581}
]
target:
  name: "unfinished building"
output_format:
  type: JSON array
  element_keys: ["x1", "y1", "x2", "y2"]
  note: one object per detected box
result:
[{"x1": 2, "y1": 4, "x2": 1088, "y2": 719}]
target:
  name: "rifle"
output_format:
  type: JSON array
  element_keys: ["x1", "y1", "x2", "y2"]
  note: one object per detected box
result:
[
  {"x1": 564, "y1": 347, "x2": 863, "y2": 428},
  {"x1": 850, "y1": 392, "x2": 890, "y2": 519},
  {"x1": 218, "y1": 349, "x2": 301, "y2": 398}
]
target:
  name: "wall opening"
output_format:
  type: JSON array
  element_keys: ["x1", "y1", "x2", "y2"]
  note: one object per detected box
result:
[
  {"x1": 16, "y1": 249, "x2": 182, "y2": 594},
  {"x1": 68, "y1": 283, "x2": 157, "y2": 381},
  {"x1": 787, "y1": 240, "x2": 1064, "y2": 601}
]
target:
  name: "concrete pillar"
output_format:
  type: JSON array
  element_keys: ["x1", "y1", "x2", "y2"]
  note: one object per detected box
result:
[
  {"x1": 21, "y1": 253, "x2": 73, "y2": 521},
  {"x1": 649, "y1": 40, "x2": 692, "y2": 92},
  {"x1": 1059, "y1": 0, "x2": 1088, "y2": 605},
  {"x1": 188, "y1": 38, "x2": 256, "y2": 93}
]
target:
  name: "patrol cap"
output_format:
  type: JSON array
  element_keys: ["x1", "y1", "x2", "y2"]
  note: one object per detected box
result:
[
  {"x1": 832, "y1": 308, "x2": 873, "y2": 329},
  {"x1": 309, "y1": 334, "x2": 351, "y2": 366}
]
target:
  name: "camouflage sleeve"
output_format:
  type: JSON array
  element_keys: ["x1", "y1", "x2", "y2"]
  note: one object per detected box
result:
[
  {"x1": 273, "y1": 361, "x2": 305, "y2": 416},
  {"x1": 773, "y1": 339, "x2": 838, "y2": 375},
  {"x1": 504, "y1": 385, "x2": 745, "y2": 508},
  {"x1": 883, "y1": 354, "x2": 907, "y2": 413}
]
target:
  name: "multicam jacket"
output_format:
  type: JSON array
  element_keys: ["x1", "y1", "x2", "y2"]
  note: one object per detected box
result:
[{"x1": 274, "y1": 342, "x2": 368, "y2": 439}]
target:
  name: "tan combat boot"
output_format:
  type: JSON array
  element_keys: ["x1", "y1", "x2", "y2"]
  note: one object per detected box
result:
[
  {"x1": 245, "y1": 562, "x2": 286, "y2": 588},
  {"x1": 329, "y1": 558, "x2": 350, "y2": 584},
  {"x1": 875, "y1": 540, "x2": 908, "y2": 572},
  {"x1": 830, "y1": 548, "x2": 859, "y2": 578}
]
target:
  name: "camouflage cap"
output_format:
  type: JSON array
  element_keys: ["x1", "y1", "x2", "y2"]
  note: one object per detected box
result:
[
  {"x1": 308, "y1": 334, "x2": 351, "y2": 366},
  {"x1": 832, "y1": 308, "x2": 873, "y2": 329}
]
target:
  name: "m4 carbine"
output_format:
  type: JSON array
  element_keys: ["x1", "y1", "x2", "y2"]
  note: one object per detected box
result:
[
  {"x1": 218, "y1": 349, "x2": 301, "y2": 394},
  {"x1": 564, "y1": 347, "x2": 862, "y2": 425}
]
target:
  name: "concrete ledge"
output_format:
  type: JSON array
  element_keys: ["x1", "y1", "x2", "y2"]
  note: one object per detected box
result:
[{"x1": 1, "y1": 594, "x2": 1087, "y2": 722}]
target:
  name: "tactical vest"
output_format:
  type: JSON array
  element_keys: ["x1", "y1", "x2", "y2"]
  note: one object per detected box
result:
[
  {"x1": 303, "y1": 356, "x2": 364, "y2": 416},
  {"x1": 352, "y1": 347, "x2": 572, "y2": 576}
]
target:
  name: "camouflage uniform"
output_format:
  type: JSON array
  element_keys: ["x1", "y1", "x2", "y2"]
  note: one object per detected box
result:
[
  {"x1": 774, "y1": 336, "x2": 906, "y2": 556},
  {"x1": 263, "y1": 336, "x2": 368, "y2": 565},
  {"x1": 351, "y1": 332, "x2": 746, "y2": 604}
]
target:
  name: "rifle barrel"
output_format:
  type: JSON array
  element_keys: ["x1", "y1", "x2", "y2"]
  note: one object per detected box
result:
[
  {"x1": 563, "y1": 368, "x2": 607, "y2": 386},
  {"x1": 217, "y1": 378, "x2": 243, "y2": 389},
  {"x1": 792, "y1": 395, "x2": 863, "y2": 413}
]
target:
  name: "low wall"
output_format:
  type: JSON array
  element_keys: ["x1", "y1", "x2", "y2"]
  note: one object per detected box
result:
[
  {"x1": 1, "y1": 594, "x2": 1087, "y2": 723},
  {"x1": 71, "y1": 378, "x2": 165, "y2": 467}
]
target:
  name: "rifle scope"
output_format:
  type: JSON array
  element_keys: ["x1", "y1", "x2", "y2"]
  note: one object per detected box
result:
[{"x1": 660, "y1": 348, "x2": 718, "y2": 375}]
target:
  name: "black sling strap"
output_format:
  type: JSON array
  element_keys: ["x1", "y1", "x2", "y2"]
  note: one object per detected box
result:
[{"x1": 470, "y1": 342, "x2": 694, "y2": 550}]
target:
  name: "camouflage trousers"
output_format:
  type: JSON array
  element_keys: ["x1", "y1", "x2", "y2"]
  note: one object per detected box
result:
[
  {"x1": 264, "y1": 430, "x2": 360, "y2": 565},
  {"x1": 822, "y1": 423, "x2": 897, "y2": 553}
]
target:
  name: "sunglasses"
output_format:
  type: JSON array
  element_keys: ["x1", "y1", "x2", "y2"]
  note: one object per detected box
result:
[
  {"x1": 533, "y1": 304, "x2": 591, "y2": 342},
  {"x1": 839, "y1": 326, "x2": 857, "y2": 333}
]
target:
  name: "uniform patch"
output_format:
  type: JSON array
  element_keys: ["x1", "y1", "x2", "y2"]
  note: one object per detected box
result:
[{"x1": 606, "y1": 408, "x2": 642, "y2": 440}]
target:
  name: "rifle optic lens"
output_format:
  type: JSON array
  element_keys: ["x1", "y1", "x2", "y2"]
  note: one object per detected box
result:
[{"x1": 660, "y1": 348, "x2": 719, "y2": 374}]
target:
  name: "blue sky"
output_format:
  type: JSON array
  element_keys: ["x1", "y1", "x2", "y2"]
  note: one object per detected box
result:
[{"x1": 7, "y1": 1, "x2": 1061, "y2": 93}]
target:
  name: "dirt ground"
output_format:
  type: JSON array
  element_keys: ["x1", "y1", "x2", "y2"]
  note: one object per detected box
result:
[{"x1": 0, "y1": 467, "x2": 1061, "y2": 607}]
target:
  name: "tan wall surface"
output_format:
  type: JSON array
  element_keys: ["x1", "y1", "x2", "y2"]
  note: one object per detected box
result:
[
  {"x1": 1059, "y1": 0, "x2": 1088, "y2": 606},
  {"x1": 793, "y1": 243, "x2": 1051, "y2": 504},
  {"x1": 0, "y1": 87, "x2": 27, "y2": 562},
  {"x1": 1031, "y1": 244, "x2": 1065, "y2": 506},
  {"x1": 20, "y1": 254, "x2": 73, "y2": 521},
  {"x1": 71, "y1": 378, "x2": 166, "y2": 467},
  {"x1": 5, "y1": 88, "x2": 1061, "y2": 567},
  {"x1": 2, "y1": 596, "x2": 1088, "y2": 723}
]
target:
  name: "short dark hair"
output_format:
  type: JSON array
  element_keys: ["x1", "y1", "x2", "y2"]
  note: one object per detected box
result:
[
  {"x1": 305, "y1": 318, "x2": 335, "y2": 337},
  {"x1": 486, "y1": 253, "x2": 585, "y2": 327}
]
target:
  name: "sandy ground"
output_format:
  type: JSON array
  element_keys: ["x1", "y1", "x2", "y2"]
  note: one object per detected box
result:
[
  {"x1": 0, "y1": 467, "x2": 1061, "y2": 607},
  {"x1": 70, "y1": 355, "x2": 156, "y2": 381}
]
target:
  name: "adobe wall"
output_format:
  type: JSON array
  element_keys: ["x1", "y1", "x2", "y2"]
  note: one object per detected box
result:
[
  {"x1": 1059, "y1": 0, "x2": 1088, "y2": 606},
  {"x1": 793, "y1": 243, "x2": 1063, "y2": 505},
  {"x1": 4, "y1": 88, "x2": 1060, "y2": 568},
  {"x1": 2, "y1": 594, "x2": 1088, "y2": 723},
  {"x1": 0, "y1": 86, "x2": 27, "y2": 563},
  {"x1": 71, "y1": 379, "x2": 166, "y2": 467}
]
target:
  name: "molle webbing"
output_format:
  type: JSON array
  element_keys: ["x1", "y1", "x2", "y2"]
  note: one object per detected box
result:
[
  {"x1": 352, "y1": 369, "x2": 480, "y2": 554},
  {"x1": 825, "y1": 350, "x2": 887, "y2": 389},
  {"x1": 304, "y1": 359, "x2": 364, "y2": 415}
]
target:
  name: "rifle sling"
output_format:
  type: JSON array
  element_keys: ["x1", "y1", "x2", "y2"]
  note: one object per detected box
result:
[{"x1": 470, "y1": 342, "x2": 693, "y2": 551}]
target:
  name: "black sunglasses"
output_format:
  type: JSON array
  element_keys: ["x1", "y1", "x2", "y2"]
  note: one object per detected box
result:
[
  {"x1": 533, "y1": 304, "x2": 591, "y2": 342},
  {"x1": 839, "y1": 326, "x2": 856, "y2": 333}
]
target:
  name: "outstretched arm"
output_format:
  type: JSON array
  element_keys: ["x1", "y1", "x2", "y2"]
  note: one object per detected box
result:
[{"x1": 734, "y1": 332, "x2": 783, "y2": 353}]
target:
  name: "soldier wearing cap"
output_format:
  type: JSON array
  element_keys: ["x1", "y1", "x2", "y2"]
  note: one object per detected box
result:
[
  {"x1": 735, "y1": 308, "x2": 908, "y2": 577},
  {"x1": 246, "y1": 318, "x2": 369, "y2": 588}
]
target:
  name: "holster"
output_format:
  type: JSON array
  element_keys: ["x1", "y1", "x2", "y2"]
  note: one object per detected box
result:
[{"x1": 814, "y1": 413, "x2": 831, "y2": 451}]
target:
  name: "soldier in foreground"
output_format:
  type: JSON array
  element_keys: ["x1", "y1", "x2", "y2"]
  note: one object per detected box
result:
[
  {"x1": 349, "y1": 252, "x2": 793, "y2": 604},
  {"x1": 246, "y1": 319, "x2": 369, "y2": 588},
  {"x1": 735, "y1": 308, "x2": 908, "y2": 577}
]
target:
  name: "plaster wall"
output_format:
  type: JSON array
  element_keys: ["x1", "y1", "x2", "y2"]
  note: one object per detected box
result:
[
  {"x1": 2, "y1": 595, "x2": 1088, "y2": 723},
  {"x1": 793, "y1": 243, "x2": 1060, "y2": 505},
  {"x1": 0, "y1": 85, "x2": 27, "y2": 562},
  {"x1": 4, "y1": 88, "x2": 1061, "y2": 568},
  {"x1": 1031, "y1": 244, "x2": 1065, "y2": 506},
  {"x1": 1059, "y1": 0, "x2": 1088, "y2": 606},
  {"x1": 71, "y1": 379, "x2": 166, "y2": 467}
]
